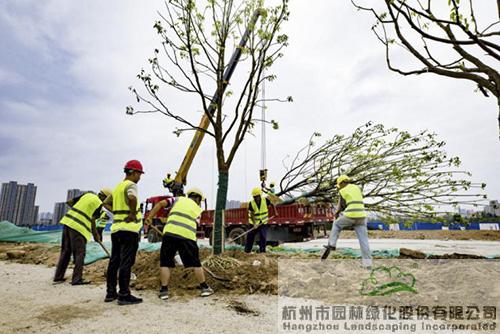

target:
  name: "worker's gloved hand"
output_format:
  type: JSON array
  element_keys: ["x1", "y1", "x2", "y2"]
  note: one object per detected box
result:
[{"x1": 145, "y1": 217, "x2": 152, "y2": 226}]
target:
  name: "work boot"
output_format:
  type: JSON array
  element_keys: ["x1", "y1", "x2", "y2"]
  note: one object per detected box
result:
[
  {"x1": 200, "y1": 286, "x2": 214, "y2": 297},
  {"x1": 52, "y1": 278, "x2": 67, "y2": 285},
  {"x1": 71, "y1": 279, "x2": 91, "y2": 286},
  {"x1": 104, "y1": 293, "x2": 118, "y2": 303},
  {"x1": 323, "y1": 245, "x2": 336, "y2": 251},
  {"x1": 117, "y1": 294, "x2": 143, "y2": 306},
  {"x1": 158, "y1": 288, "x2": 169, "y2": 301}
]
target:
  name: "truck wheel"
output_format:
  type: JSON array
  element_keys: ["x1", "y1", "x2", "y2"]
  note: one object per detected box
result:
[
  {"x1": 147, "y1": 229, "x2": 159, "y2": 243},
  {"x1": 227, "y1": 227, "x2": 246, "y2": 246}
]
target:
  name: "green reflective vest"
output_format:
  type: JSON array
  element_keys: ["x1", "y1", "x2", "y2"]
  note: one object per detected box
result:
[
  {"x1": 111, "y1": 180, "x2": 142, "y2": 234},
  {"x1": 339, "y1": 184, "x2": 366, "y2": 218},
  {"x1": 249, "y1": 197, "x2": 269, "y2": 225},
  {"x1": 163, "y1": 197, "x2": 202, "y2": 241},
  {"x1": 96, "y1": 210, "x2": 109, "y2": 228},
  {"x1": 60, "y1": 193, "x2": 102, "y2": 241}
]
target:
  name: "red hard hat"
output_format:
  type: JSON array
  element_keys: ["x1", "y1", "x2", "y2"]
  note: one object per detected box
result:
[{"x1": 124, "y1": 160, "x2": 144, "y2": 174}]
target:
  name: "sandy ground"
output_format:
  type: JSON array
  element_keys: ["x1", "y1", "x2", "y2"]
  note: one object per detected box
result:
[{"x1": 0, "y1": 261, "x2": 278, "y2": 334}]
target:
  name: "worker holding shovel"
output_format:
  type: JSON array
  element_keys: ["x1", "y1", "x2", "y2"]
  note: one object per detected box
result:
[
  {"x1": 53, "y1": 188, "x2": 108, "y2": 285},
  {"x1": 244, "y1": 187, "x2": 278, "y2": 253},
  {"x1": 146, "y1": 188, "x2": 215, "y2": 300},
  {"x1": 322, "y1": 175, "x2": 372, "y2": 269}
]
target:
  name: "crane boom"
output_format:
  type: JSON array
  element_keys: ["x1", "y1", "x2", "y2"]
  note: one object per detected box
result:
[{"x1": 167, "y1": 9, "x2": 263, "y2": 196}]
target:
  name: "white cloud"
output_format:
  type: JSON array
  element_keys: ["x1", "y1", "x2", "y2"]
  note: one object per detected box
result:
[{"x1": 0, "y1": 0, "x2": 498, "y2": 214}]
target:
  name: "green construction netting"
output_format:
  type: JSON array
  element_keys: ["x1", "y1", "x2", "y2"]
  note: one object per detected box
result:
[
  {"x1": 2, "y1": 221, "x2": 498, "y2": 264},
  {"x1": 0, "y1": 220, "x2": 62, "y2": 243},
  {"x1": 0, "y1": 221, "x2": 161, "y2": 265}
]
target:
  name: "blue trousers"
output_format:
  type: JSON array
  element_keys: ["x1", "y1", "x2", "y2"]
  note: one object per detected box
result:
[{"x1": 244, "y1": 224, "x2": 268, "y2": 253}]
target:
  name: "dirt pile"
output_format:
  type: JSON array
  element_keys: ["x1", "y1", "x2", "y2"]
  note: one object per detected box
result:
[
  {"x1": 0, "y1": 242, "x2": 60, "y2": 266},
  {"x1": 83, "y1": 249, "x2": 280, "y2": 296}
]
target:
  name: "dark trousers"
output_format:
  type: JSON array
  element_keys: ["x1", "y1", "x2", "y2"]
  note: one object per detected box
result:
[
  {"x1": 244, "y1": 224, "x2": 268, "y2": 253},
  {"x1": 106, "y1": 231, "x2": 139, "y2": 296},
  {"x1": 54, "y1": 225, "x2": 87, "y2": 284}
]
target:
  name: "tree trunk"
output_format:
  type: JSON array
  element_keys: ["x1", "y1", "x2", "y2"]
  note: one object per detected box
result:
[{"x1": 213, "y1": 169, "x2": 229, "y2": 255}]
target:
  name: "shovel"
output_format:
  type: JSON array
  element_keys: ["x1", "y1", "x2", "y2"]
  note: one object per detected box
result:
[
  {"x1": 97, "y1": 241, "x2": 111, "y2": 258},
  {"x1": 148, "y1": 221, "x2": 229, "y2": 281}
]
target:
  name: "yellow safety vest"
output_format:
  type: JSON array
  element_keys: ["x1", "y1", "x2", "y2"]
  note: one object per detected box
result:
[
  {"x1": 60, "y1": 193, "x2": 102, "y2": 241},
  {"x1": 249, "y1": 197, "x2": 269, "y2": 225},
  {"x1": 96, "y1": 210, "x2": 108, "y2": 228},
  {"x1": 111, "y1": 180, "x2": 142, "y2": 234},
  {"x1": 163, "y1": 197, "x2": 202, "y2": 241},
  {"x1": 339, "y1": 184, "x2": 366, "y2": 218}
]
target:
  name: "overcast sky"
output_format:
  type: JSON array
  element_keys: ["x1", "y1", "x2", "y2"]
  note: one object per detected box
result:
[{"x1": 0, "y1": 0, "x2": 498, "y2": 213}]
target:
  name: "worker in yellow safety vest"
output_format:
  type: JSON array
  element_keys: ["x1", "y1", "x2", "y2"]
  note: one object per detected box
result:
[
  {"x1": 146, "y1": 188, "x2": 214, "y2": 300},
  {"x1": 53, "y1": 189, "x2": 109, "y2": 285},
  {"x1": 244, "y1": 187, "x2": 278, "y2": 253},
  {"x1": 103, "y1": 160, "x2": 144, "y2": 305},
  {"x1": 96, "y1": 188, "x2": 112, "y2": 240},
  {"x1": 322, "y1": 175, "x2": 372, "y2": 268}
]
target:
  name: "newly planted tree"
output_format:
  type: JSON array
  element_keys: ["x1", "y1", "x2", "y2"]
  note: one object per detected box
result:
[{"x1": 127, "y1": 0, "x2": 290, "y2": 254}]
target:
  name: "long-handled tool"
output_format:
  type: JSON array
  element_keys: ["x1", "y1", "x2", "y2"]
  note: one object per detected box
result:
[
  {"x1": 147, "y1": 221, "x2": 229, "y2": 281},
  {"x1": 97, "y1": 240, "x2": 111, "y2": 258},
  {"x1": 148, "y1": 223, "x2": 164, "y2": 237},
  {"x1": 226, "y1": 226, "x2": 258, "y2": 244},
  {"x1": 226, "y1": 217, "x2": 275, "y2": 244}
]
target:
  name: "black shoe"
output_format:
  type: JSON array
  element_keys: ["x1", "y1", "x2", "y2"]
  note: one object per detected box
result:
[
  {"x1": 71, "y1": 279, "x2": 91, "y2": 286},
  {"x1": 104, "y1": 293, "x2": 118, "y2": 302},
  {"x1": 52, "y1": 278, "x2": 67, "y2": 285},
  {"x1": 117, "y1": 294, "x2": 143, "y2": 305},
  {"x1": 323, "y1": 245, "x2": 336, "y2": 251},
  {"x1": 158, "y1": 289, "x2": 169, "y2": 301}
]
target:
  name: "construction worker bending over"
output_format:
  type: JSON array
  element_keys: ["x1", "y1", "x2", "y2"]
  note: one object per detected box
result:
[
  {"x1": 95, "y1": 188, "x2": 112, "y2": 240},
  {"x1": 146, "y1": 188, "x2": 214, "y2": 300},
  {"x1": 324, "y1": 175, "x2": 372, "y2": 268},
  {"x1": 53, "y1": 189, "x2": 108, "y2": 285},
  {"x1": 245, "y1": 187, "x2": 278, "y2": 253},
  {"x1": 103, "y1": 160, "x2": 144, "y2": 305}
]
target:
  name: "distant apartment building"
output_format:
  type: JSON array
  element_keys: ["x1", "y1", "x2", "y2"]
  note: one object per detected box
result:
[
  {"x1": 66, "y1": 188, "x2": 88, "y2": 201},
  {"x1": 38, "y1": 212, "x2": 53, "y2": 226},
  {"x1": 0, "y1": 181, "x2": 38, "y2": 226},
  {"x1": 484, "y1": 200, "x2": 500, "y2": 217},
  {"x1": 52, "y1": 188, "x2": 90, "y2": 225},
  {"x1": 53, "y1": 202, "x2": 67, "y2": 225}
]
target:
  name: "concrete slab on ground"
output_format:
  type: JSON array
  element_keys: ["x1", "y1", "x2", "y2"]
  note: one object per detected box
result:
[{"x1": 285, "y1": 237, "x2": 500, "y2": 257}]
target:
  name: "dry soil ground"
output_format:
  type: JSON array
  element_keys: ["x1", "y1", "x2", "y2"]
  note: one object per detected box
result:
[{"x1": 1, "y1": 230, "x2": 499, "y2": 333}]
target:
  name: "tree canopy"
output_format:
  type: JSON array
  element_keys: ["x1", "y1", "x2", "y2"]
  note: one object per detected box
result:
[
  {"x1": 352, "y1": 0, "x2": 500, "y2": 139},
  {"x1": 278, "y1": 122, "x2": 487, "y2": 220}
]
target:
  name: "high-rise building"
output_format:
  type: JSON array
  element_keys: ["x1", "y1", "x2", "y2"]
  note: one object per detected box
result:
[
  {"x1": 52, "y1": 189, "x2": 90, "y2": 226},
  {"x1": 38, "y1": 212, "x2": 53, "y2": 225},
  {"x1": 0, "y1": 181, "x2": 38, "y2": 226},
  {"x1": 66, "y1": 189, "x2": 89, "y2": 201},
  {"x1": 53, "y1": 202, "x2": 68, "y2": 225}
]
